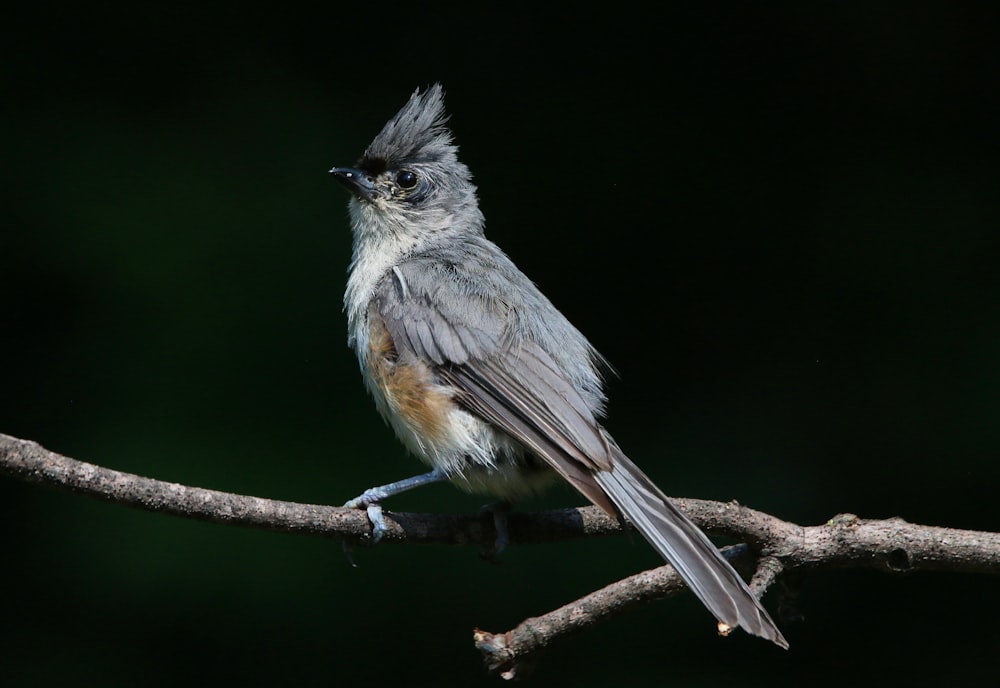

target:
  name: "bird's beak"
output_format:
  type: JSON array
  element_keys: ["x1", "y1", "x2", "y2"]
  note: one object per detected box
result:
[{"x1": 329, "y1": 167, "x2": 376, "y2": 202}]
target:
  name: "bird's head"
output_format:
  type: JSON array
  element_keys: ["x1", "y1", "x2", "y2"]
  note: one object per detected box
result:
[{"x1": 331, "y1": 84, "x2": 483, "y2": 246}]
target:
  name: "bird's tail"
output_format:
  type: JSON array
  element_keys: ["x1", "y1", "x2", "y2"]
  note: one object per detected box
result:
[{"x1": 593, "y1": 446, "x2": 788, "y2": 648}]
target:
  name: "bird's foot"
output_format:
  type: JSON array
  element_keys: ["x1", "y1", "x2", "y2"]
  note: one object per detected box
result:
[{"x1": 342, "y1": 469, "x2": 450, "y2": 548}]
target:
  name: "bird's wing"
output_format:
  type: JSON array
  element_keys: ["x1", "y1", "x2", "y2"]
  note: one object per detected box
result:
[
  {"x1": 375, "y1": 259, "x2": 618, "y2": 514},
  {"x1": 438, "y1": 344, "x2": 618, "y2": 514}
]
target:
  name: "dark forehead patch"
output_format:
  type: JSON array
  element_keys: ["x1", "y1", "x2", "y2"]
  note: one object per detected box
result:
[{"x1": 358, "y1": 156, "x2": 388, "y2": 175}]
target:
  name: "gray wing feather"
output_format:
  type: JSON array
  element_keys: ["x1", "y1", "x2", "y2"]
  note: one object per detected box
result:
[
  {"x1": 473, "y1": 349, "x2": 612, "y2": 467},
  {"x1": 414, "y1": 318, "x2": 439, "y2": 363},
  {"x1": 442, "y1": 362, "x2": 616, "y2": 514}
]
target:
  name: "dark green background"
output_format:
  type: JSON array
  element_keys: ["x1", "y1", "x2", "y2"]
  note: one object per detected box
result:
[{"x1": 3, "y1": 4, "x2": 998, "y2": 686}]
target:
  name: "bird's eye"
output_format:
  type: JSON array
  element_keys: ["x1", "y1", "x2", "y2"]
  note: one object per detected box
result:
[{"x1": 396, "y1": 170, "x2": 418, "y2": 189}]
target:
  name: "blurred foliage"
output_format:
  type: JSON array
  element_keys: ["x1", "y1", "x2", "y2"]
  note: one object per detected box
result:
[{"x1": 2, "y1": 3, "x2": 998, "y2": 686}]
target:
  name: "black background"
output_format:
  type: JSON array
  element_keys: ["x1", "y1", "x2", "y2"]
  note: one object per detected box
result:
[{"x1": 2, "y1": 4, "x2": 998, "y2": 686}]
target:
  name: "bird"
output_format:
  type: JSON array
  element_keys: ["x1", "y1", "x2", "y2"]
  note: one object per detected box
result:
[{"x1": 329, "y1": 84, "x2": 787, "y2": 648}]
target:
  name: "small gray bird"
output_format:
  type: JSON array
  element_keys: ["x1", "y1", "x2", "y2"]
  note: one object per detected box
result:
[{"x1": 330, "y1": 84, "x2": 787, "y2": 648}]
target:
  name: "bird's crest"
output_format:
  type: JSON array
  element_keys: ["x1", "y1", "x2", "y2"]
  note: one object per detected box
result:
[{"x1": 361, "y1": 84, "x2": 456, "y2": 171}]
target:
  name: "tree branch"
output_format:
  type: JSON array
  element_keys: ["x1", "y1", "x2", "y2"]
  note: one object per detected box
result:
[
  {"x1": 4, "y1": 432, "x2": 999, "y2": 679},
  {"x1": 0, "y1": 432, "x2": 622, "y2": 546}
]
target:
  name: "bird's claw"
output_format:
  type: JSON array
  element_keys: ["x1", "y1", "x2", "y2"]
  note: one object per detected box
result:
[
  {"x1": 344, "y1": 491, "x2": 390, "y2": 545},
  {"x1": 365, "y1": 503, "x2": 388, "y2": 544}
]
